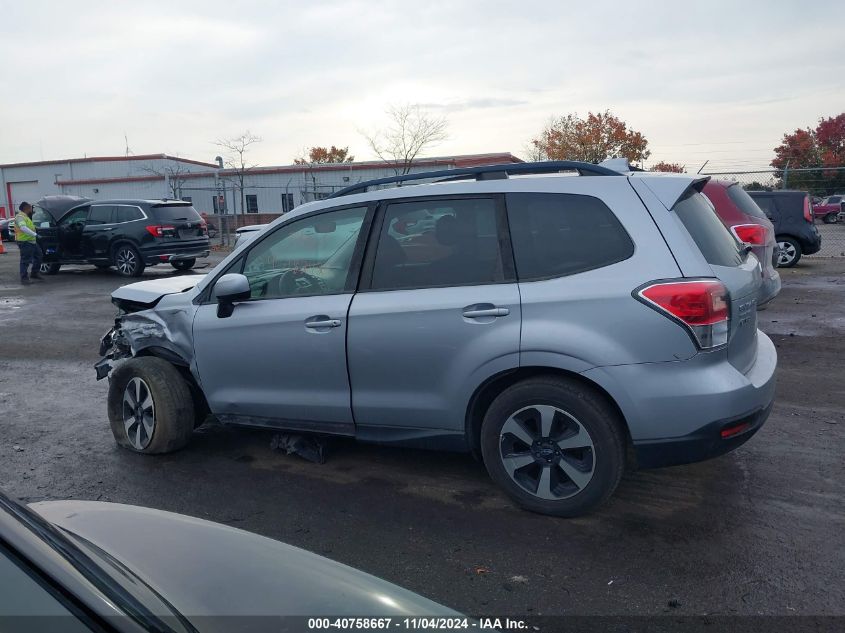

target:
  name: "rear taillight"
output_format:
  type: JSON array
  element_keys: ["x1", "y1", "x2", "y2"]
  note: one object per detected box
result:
[
  {"x1": 803, "y1": 197, "x2": 813, "y2": 223},
  {"x1": 636, "y1": 279, "x2": 730, "y2": 349},
  {"x1": 145, "y1": 225, "x2": 175, "y2": 238},
  {"x1": 731, "y1": 223, "x2": 768, "y2": 245}
]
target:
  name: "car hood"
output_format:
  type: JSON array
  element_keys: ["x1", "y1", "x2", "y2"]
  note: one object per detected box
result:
[
  {"x1": 112, "y1": 274, "x2": 206, "y2": 306},
  {"x1": 31, "y1": 501, "x2": 454, "y2": 624}
]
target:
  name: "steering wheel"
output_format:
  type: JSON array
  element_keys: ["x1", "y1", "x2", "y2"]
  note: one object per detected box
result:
[{"x1": 277, "y1": 269, "x2": 327, "y2": 296}]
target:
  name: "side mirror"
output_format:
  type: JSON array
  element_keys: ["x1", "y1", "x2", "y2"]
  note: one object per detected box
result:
[{"x1": 214, "y1": 273, "x2": 251, "y2": 318}]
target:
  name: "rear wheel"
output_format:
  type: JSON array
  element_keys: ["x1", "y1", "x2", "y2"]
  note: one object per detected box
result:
[
  {"x1": 480, "y1": 376, "x2": 625, "y2": 517},
  {"x1": 113, "y1": 244, "x2": 145, "y2": 277},
  {"x1": 107, "y1": 357, "x2": 195, "y2": 454},
  {"x1": 171, "y1": 258, "x2": 196, "y2": 271},
  {"x1": 776, "y1": 237, "x2": 801, "y2": 268},
  {"x1": 822, "y1": 212, "x2": 838, "y2": 224},
  {"x1": 40, "y1": 263, "x2": 61, "y2": 275}
]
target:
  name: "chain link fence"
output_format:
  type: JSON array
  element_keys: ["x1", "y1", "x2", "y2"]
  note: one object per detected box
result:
[{"x1": 703, "y1": 168, "x2": 845, "y2": 257}]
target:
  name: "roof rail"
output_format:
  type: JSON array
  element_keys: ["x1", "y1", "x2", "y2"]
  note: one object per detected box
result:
[{"x1": 327, "y1": 160, "x2": 621, "y2": 199}]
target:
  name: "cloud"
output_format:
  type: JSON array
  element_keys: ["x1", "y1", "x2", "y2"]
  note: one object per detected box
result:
[{"x1": 418, "y1": 98, "x2": 529, "y2": 113}]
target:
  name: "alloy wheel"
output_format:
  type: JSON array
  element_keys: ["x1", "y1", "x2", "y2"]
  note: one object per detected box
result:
[
  {"x1": 39, "y1": 263, "x2": 51, "y2": 274},
  {"x1": 499, "y1": 405, "x2": 595, "y2": 500},
  {"x1": 116, "y1": 248, "x2": 138, "y2": 276},
  {"x1": 122, "y1": 377, "x2": 155, "y2": 450},
  {"x1": 777, "y1": 241, "x2": 797, "y2": 266}
]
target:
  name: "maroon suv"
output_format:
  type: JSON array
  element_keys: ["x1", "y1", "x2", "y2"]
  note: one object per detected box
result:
[
  {"x1": 703, "y1": 180, "x2": 781, "y2": 307},
  {"x1": 814, "y1": 195, "x2": 843, "y2": 223}
]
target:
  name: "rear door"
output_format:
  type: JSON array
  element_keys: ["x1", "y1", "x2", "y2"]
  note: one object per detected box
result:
[
  {"x1": 672, "y1": 190, "x2": 760, "y2": 373},
  {"x1": 81, "y1": 204, "x2": 116, "y2": 259},
  {"x1": 347, "y1": 195, "x2": 520, "y2": 435}
]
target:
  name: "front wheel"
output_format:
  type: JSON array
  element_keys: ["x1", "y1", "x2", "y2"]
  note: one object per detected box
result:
[
  {"x1": 107, "y1": 357, "x2": 195, "y2": 454},
  {"x1": 776, "y1": 237, "x2": 802, "y2": 268},
  {"x1": 480, "y1": 376, "x2": 625, "y2": 517},
  {"x1": 171, "y1": 258, "x2": 196, "y2": 271},
  {"x1": 40, "y1": 263, "x2": 61, "y2": 275},
  {"x1": 113, "y1": 244, "x2": 145, "y2": 277}
]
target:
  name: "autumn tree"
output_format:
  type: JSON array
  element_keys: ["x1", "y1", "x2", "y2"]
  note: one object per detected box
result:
[
  {"x1": 295, "y1": 146, "x2": 354, "y2": 165},
  {"x1": 772, "y1": 113, "x2": 845, "y2": 193},
  {"x1": 214, "y1": 131, "x2": 262, "y2": 214},
  {"x1": 530, "y1": 111, "x2": 650, "y2": 165},
  {"x1": 363, "y1": 104, "x2": 448, "y2": 175},
  {"x1": 649, "y1": 161, "x2": 685, "y2": 173}
]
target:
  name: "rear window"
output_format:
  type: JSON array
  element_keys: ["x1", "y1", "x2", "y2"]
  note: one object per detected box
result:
[
  {"x1": 151, "y1": 205, "x2": 202, "y2": 222},
  {"x1": 673, "y1": 190, "x2": 742, "y2": 267},
  {"x1": 506, "y1": 193, "x2": 634, "y2": 281},
  {"x1": 115, "y1": 206, "x2": 144, "y2": 222},
  {"x1": 726, "y1": 185, "x2": 768, "y2": 220}
]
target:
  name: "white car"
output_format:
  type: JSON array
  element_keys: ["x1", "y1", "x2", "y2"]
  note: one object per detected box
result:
[{"x1": 234, "y1": 223, "x2": 268, "y2": 248}]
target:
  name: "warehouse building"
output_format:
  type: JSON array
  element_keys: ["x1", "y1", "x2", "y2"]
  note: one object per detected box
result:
[{"x1": 0, "y1": 152, "x2": 521, "y2": 219}]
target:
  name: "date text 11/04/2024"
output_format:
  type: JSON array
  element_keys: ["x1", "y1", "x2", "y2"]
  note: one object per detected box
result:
[{"x1": 306, "y1": 617, "x2": 528, "y2": 630}]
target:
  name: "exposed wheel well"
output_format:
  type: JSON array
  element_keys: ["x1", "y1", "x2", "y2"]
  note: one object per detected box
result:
[
  {"x1": 465, "y1": 366, "x2": 633, "y2": 463},
  {"x1": 135, "y1": 348, "x2": 210, "y2": 426}
]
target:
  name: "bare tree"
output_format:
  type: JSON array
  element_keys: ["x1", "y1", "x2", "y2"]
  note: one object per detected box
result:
[
  {"x1": 363, "y1": 104, "x2": 448, "y2": 175},
  {"x1": 140, "y1": 161, "x2": 192, "y2": 199},
  {"x1": 214, "y1": 131, "x2": 262, "y2": 214}
]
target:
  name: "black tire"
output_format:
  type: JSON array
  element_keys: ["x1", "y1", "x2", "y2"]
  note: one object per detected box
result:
[
  {"x1": 776, "y1": 237, "x2": 801, "y2": 268},
  {"x1": 113, "y1": 244, "x2": 145, "y2": 277},
  {"x1": 822, "y1": 212, "x2": 838, "y2": 224},
  {"x1": 480, "y1": 376, "x2": 625, "y2": 517},
  {"x1": 40, "y1": 263, "x2": 61, "y2": 275},
  {"x1": 171, "y1": 258, "x2": 196, "y2": 271},
  {"x1": 107, "y1": 357, "x2": 195, "y2": 454}
]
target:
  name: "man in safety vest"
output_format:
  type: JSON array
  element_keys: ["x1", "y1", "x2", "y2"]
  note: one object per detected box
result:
[{"x1": 15, "y1": 202, "x2": 45, "y2": 284}]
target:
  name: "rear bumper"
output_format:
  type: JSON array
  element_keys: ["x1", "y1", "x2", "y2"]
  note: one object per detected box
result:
[
  {"x1": 803, "y1": 232, "x2": 822, "y2": 255},
  {"x1": 141, "y1": 246, "x2": 210, "y2": 265},
  {"x1": 757, "y1": 270, "x2": 781, "y2": 308},
  {"x1": 581, "y1": 331, "x2": 777, "y2": 469}
]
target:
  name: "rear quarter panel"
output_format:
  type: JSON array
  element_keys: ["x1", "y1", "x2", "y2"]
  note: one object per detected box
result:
[{"x1": 516, "y1": 177, "x2": 699, "y2": 367}]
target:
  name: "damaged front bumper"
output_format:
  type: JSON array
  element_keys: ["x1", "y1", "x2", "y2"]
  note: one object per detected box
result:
[{"x1": 95, "y1": 323, "x2": 130, "y2": 380}]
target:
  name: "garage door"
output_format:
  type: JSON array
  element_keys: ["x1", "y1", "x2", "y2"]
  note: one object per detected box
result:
[{"x1": 8, "y1": 181, "x2": 42, "y2": 215}]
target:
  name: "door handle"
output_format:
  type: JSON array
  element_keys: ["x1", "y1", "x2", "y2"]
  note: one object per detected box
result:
[
  {"x1": 304, "y1": 317, "x2": 342, "y2": 329},
  {"x1": 462, "y1": 306, "x2": 510, "y2": 318}
]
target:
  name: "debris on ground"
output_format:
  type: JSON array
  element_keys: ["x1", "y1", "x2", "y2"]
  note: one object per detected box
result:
[
  {"x1": 12, "y1": 445, "x2": 24, "y2": 452},
  {"x1": 475, "y1": 566, "x2": 491, "y2": 575},
  {"x1": 510, "y1": 575, "x2": 529, "y2": 584},
  {"x1": 668, "y1": 598, "x2": 682, "y2": 608},
  {"x1": 270, "y1": 433, "x2": 327, "y2": 464}
]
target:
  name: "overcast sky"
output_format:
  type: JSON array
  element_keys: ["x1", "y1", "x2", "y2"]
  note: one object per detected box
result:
[{"x1": 1, "y1": 0, "x2": 843, "y2": 172}]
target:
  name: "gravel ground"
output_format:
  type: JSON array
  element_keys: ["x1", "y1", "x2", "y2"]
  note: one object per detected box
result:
[{"x1": 0, "y1": 250, "x2": 843, "y2": 619}]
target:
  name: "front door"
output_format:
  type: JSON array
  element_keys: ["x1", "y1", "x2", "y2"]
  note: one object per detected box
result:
[
  {"x1": 347, "y1": 196, "x2": 521, "y2": 435},
  {"x1": 57, "y1": 206, "x2": 90, "y2": 260},
  {"x1": 192, "y1": 204, "x2": 371, "y2": 432}
]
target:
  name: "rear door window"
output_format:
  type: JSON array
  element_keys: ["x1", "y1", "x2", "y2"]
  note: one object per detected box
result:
[
  {"x1": 369, "y1": 197, "x2": 507, "y2": 291},
  {"x1": 673, "y1": 190, "x2": 742, "y2": 267},
  {"x1": 506, "y1": 193, "x2": 634, "y2": 281},
  {"x1": 87, "y1": 205, "x2": 114, "y2": 225},
  {"x1": 726, "y1": 185, "x2": 769, "y2": 220}
]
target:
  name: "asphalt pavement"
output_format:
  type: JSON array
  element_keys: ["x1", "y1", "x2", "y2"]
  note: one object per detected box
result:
[{"x1": 0, "y1": 249, "x2": 843, "y2": 618}]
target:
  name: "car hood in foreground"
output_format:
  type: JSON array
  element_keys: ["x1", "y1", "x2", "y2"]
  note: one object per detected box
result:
[
  {"x1": 30, "y1": 501, "x2": 453, "y2": 623},
  {"x1": 112, "y1": 274, "x2": 206, "y2": 306}
]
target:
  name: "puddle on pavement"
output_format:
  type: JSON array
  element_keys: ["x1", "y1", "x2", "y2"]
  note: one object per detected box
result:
[{"x1": 0, "y1": 296, "x2": 25, "y2": 315}]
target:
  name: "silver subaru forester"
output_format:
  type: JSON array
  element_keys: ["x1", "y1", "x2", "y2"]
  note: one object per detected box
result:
[{"x1": 96, "y1": 161, "x2": 776, "y2": 517}]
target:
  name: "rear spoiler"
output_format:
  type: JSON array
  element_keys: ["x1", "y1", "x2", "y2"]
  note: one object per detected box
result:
[
  {"x1": 637, "y1": 175, "x2": 710, "y2": 211},
  {"x1": 150, "y1": 200, "x2": 194, "y2": 208}
]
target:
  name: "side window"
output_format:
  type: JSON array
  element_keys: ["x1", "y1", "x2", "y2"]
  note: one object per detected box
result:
[
  {"x1": 246, "y1": 195, "x2": 259, "y2": 213},
  {"x1": 752, "y1": 196, "x2": 776, "y2": 217},
  {"x1": 506, "y1": 193, "x2": 634, "y2": 281},
  {"x1": 370, "y1": 198, "x2": 505, "y2": 291},
  {"x1": 60, "y1": 207, "x2": 90, "y2": 227},
  {"x1": 243, "y1": 206, "x2": 368, "y2": 300},
  {"x1": 115, "y1": 206, "x2": 143, "y2": 223},
  {"x1": 87, "y1": 205, "x2": 114, "y2": 225}
]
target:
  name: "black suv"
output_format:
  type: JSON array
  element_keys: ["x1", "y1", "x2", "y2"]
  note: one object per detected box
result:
[
  {"x1": 747, "y1": 190, "x2": 821, "y2": 267},
  {"x1": 33, "y1": 196, "x2": 210, "y2": 277}
]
